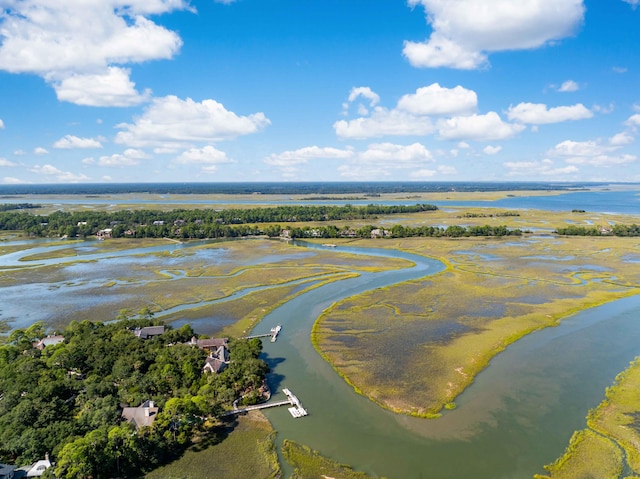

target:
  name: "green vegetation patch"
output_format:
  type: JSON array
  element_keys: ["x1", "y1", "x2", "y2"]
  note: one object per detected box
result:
[
  {"x1": 146, "y1": 413, "x2": 280, "y2": 479},
  {"x1": 534, "y1": 429, "x2": 623, "y2": 479},
  {"x1": 282, "y1": 439, "x2": 385, "y2": 479}
]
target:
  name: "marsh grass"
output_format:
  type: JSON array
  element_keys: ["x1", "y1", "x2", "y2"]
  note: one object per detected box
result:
[
  {"x1": 534, "y1": 429, "x2": 623, "y2": 479},
  {"x1": 312, "y1": 236, "x2": 640, "y2": 415},
  {"x1": 282, "y1": 439, "x2": 385, "y2": 479},
  {"x1": 145, "y1": 412, "x2": 279, "y2": 479}
]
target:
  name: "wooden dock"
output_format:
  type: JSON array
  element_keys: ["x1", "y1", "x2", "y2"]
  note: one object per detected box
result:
[
  {"x1": 243, "y1": 324, "x2": 282, "y2": 342},
  {"x1": 222, "y1": 387, "x2": 307, "y2": 418}
]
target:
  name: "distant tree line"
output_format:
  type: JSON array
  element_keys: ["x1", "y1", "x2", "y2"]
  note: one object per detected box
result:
[
  {"x1": 555, "y1": 224, "x2": 640, "y2": 236},
  {"x1": 0, "y1": 312, "x2": 268, "y2": 478},
  {"x1": 0, "y1": 204, "x2": 437, "y2": 238},
  {"x1": 0, "y1": 203, "x2": 40, "y2": 212},
  {"x1": 286, "y1": 224, "x2": 523, "y2": 239}
]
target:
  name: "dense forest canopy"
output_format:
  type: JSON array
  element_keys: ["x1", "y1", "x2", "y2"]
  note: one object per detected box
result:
[{"x1": 0, "y1": 312, "x2": 269, "y2": 478}]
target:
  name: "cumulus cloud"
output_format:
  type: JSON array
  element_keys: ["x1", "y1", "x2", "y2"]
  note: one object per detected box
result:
[
  {"x1": 0, "y1": 119, "x2": 4, "y2": 129},
  {"x1": 0, "y1": 1, "x2": 189, "y2": 105},
  {"x1": 334, "y1": 109, "x2": 434, "y2": 139},
  {"x1": 558, "y1": 80, "x2": 580, "y2": 92},
  {"x1": 397, "y1": 83, "x2": 477, "y2": 116},
  {"x1": 174, "y1": 146, "x2": 234, "y2": 173},
  {"x1": 53, "y1": 135, "x2": 104, "y2": 149},
  {"x1": 265, "y1": 146, "x2": 354, "y2": 166},
  {"x1": 437, "y1": 112, "x2": 525, "y2": 141},
  {"x1": 483, "y1": 145, "x2": 502, "y2": 155},
  {"x1": 404, "y1": 0, "x2": 585, "y2": 69},
  {"x1": 625, "y1": 114, "x2": 640, "y2": 127},
  {"x1": 52, "y1": 68, "x2": 151, "y2": 107},
  {"x1": 115, "y1": 96, "x2": 270, "y2": 150},
  {"x1": 3, "y1": 177, "x2": 28, "y2": 184},
  {"x1": 550, "y1": 140, "x2": 617, "y2": 157},
  {"x1": 507, "y1": 103, "x2": 593, "y2": 124},
  {"x1": 504, "y1": 159, "x2": 579, "y2": 177},
  {"x1": 0, "y1": 158, "x2": 17, "y2": 167},
  {"x1": 34, "y1": 147, "x2": 48, "y2": 155},
  {"x1": 29, "y1": 164, "x2": 90, "y2": 182},
  {"x1": 548, "y1": 139, "x2": 637, "y2": 167},
  {"x1": 609, "y1": 132, "x2": 634, "y2": 146}
]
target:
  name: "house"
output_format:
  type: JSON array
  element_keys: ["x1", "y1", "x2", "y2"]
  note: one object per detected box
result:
[
  {"x1": 202, "y1": 344, "x2": 230, "y2": 374},
  {"x1": 152, "y1": 220, "x2": 164, "y2": 226},
  {"x1": 133, "y1": 326, "x2": 165, "y2": 340},
  {"x1": 0, "y1": 463, "x2": 15, "y2": 479},
  {"x1": 121, "y1": 400, "x2": 159, "y2": 430},
  {"x1": 96, "y1": 228, "x2": 112, "y2": 239},
  {"x1": 203, "y1": 356, "x2": 227, "y2": 374},
  {"x1": 32, "y1": 335, "x2": 64, "y2": 350},
  {"x1": 25, "y1": 454, "x2": 52, "y2": 477},
  {"x1": 189, "y1": 336, "x2": 228, "y2": 353}
]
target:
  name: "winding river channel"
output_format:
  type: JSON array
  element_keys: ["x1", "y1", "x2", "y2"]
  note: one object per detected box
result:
[
  {"x1": 256, "y1": 243, "x2": 640, "y2": 479},
  {"x1": 3, "y1": 236, "x2": 640, "y2": 478}
]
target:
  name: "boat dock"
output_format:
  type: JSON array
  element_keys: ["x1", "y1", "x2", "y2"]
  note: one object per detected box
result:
[
  {"x1": 222, "y1": 387, "x2": 308, "y2": 418},
  {"x1": 243, "y1": 324, "x2": 282, "y2": 342}
]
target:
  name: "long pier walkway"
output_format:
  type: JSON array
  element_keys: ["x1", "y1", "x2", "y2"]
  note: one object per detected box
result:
[{"x1": 222, "y1": 387, "x2": 307, "y2": 418}]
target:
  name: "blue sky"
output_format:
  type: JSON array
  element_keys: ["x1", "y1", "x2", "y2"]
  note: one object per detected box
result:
[{"x1": 1, "y1": 0, "x2": 640, "y2": 184}]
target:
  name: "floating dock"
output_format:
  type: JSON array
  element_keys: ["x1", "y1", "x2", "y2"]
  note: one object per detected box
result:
[
  {"x1": 222, "y1": 387, "x2": 307, "y2": 418},
  {"x1": 243, "y1": 324, "x2": 282, "y2": 342}
]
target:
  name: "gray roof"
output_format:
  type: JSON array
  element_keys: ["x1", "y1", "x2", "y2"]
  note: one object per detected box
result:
[
  {"x1": 134, "y1": 326, "x2": 165, "y2": 339},
  {"x1": 121, "y1": 401, "x2": 159, "y2": 429}
]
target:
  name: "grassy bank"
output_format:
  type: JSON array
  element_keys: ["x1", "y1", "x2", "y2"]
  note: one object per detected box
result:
[
  {"x1": 145, "y1": 412, "x2": 280, "y2": 479},
  {"x1": 282, "y1": 440, "x2": 385, "y2": 479},
  {"x1": 536, "y1": 357, "x2": 640, "y2": 478}
]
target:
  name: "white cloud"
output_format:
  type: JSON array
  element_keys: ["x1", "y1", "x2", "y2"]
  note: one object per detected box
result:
[
  {"x1": 437, "y1": 112, "x2": 525, "y2": 141},
  {"x1": 357, "y1": 142, "x2": 434, "y2": 167},
  {"x1": 96, "y1": 154, "x2": 140, "y2": 167},
  {"x1": 613, "y1": 66, "x2": 628, "y2": 73},
  {"x1": 410, "y1": 169, "x2": 437, "y2": 178},
  {"x1": 483, "y1": 145, "x2": 502, "y2": 155},
  {"x1": 0, "y1": 158, "x2": 17, "y2": 167},
  {"x1": 504, "y1": 159, "x2": 579, "y2": 177},
  {"x1": 29, "y1": 164, "x2": 90, "y2": 182},
  {"x1": 397, "y1": 83, "x2": 477, "y2": 116},
  {"x1": 53, "y1": 135, "x2": 104, "y2": 149},
  {"x1": 115, "y1": 96, "x2": 270, "y2": 149},
  {"x1": 625, "y1": 114, "x2": 640, "y2": 127},
  {"x1": 0, "y1": 119, "x2": 4, "y2": 129},
  {"x1": 507, "y1": 103, "x2": 592, "y2": 124},
  {"x1": 265, "y1": 146, "x2": 353, "y2": 166},
  {"x1": 52, "y1": 67, "x2": 151, "y2": 107},
  {"x1": 609, "y1": 132, "x2": 634, "y2": 146},
  {"x1": 550, "y1": 140, "x2": 616, "y2": 157},
  {"x1": 348, "y1": 87, "x2": 380, "y2": 107},
  {"x1": 0, "y1": 1, "x2": 188, "y2": 106},
  {"x1": 34, "y1": 147, "x2": 49, "y2": 155},
  {"x1": 623, "y1": 0, "x2": 640, "y2": 8},
  {"x1": 174, "y1": 146, "x2": 234, "y2": 170},
  {"x1": 3, "y1": 177, "x2": 28, "y2": 184},
  {"x1": 565, "y1": 154, "x2": 637, "y2": 167},
  {"x1": 558, "y1": 80, "x2": 580, "y2": 92},
  {"x1": 334, "y1": 108, "x2": 434, "y2": 139},
  {"x1": 403, "y1": 0, "x2": 585, "y2": 69},
  {"x1": 548, "y1": 139, "x2": 637, "y2": 168}
]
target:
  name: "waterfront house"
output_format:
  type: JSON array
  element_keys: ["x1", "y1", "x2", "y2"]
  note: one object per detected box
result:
[
  {"x1": 190, "y1": 336, "x2": 228, "y2": 353},
  {"x1": 25, "y1": 455, "x2": 52, "y2": 477},
  {"x1": 96, "y1": 228, "x2": 112, "y2": 239},
  {"x1": 133, "y1": 326, "x2": 165, "y2": 340},
  {"x1": 121, "y1": 400, "x2": 159, "y2": 430},
  {"x1": 32, "y1": 335, "x2": 64, "y2": 350}
]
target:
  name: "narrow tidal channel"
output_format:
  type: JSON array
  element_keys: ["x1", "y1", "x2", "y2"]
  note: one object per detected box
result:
[{"x1": 259, "y1": 243, "x2": 640, "y2": 479}]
